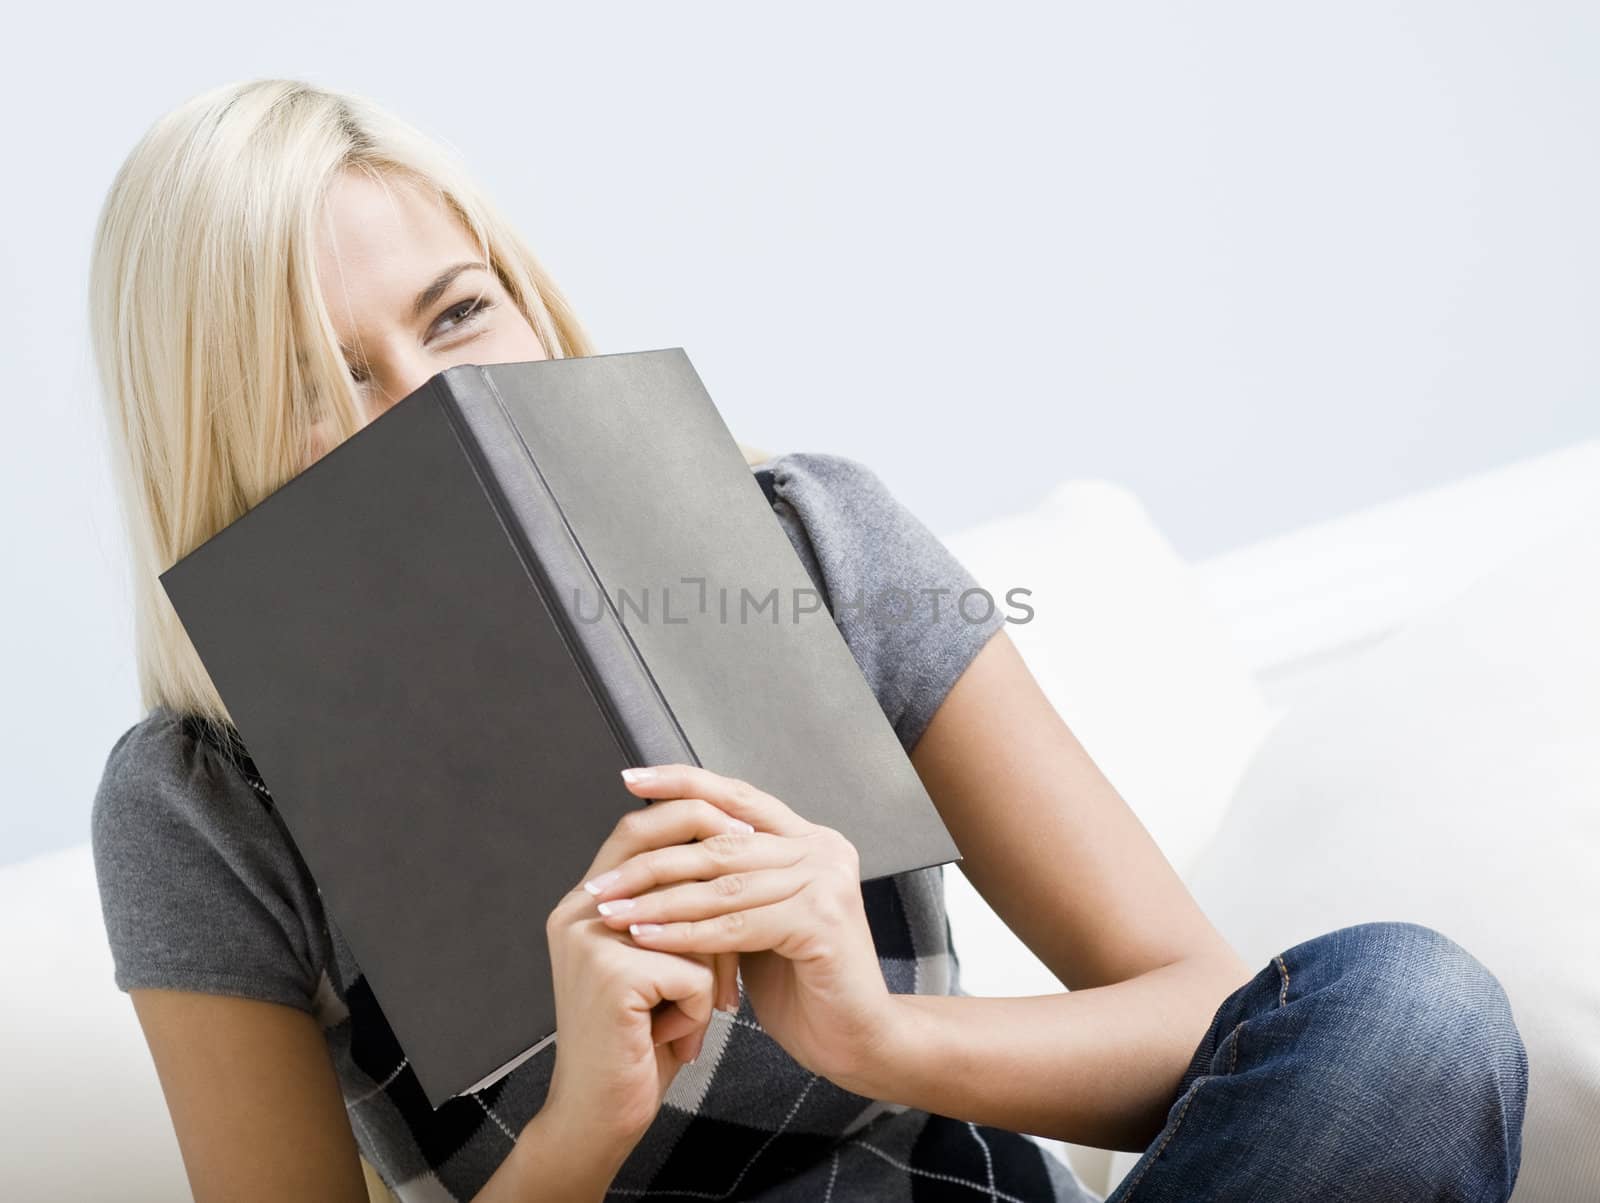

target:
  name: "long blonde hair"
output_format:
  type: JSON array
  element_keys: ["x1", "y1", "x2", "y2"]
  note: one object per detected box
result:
[{"x1": 89, "y1": 78, "x2": 771, "y2": 734}]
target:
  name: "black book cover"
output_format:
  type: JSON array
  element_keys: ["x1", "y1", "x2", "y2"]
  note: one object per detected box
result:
[{"x1": 159, "y1": 347, "x2": 962, "y2": 1109}]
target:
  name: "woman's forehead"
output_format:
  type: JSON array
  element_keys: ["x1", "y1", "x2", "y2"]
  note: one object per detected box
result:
[{"x1": 314, "y1": 171, "x2": 479, "y2": 327}]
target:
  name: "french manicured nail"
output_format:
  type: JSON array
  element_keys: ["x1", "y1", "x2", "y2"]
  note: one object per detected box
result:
[
  {"x1": 596, "y1": 897, "x2": 636, "y2": 916},
  {"x1": 583, "y1": 870, "x2": 621, "y2": 895},
  {"x1": 620, "y1": 767, "x2": 658, "y2": 784},
  {"x1": 629, "y1": 922, "x2": 663, "y2": 936},
  {"x1": 725, "y1": 819, "x2": 755, "y2": 835}
]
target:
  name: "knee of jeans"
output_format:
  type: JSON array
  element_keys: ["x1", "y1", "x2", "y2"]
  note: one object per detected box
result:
[{"x1": 1323, "y1": 922, "x2": 1528, "y2": 1188}]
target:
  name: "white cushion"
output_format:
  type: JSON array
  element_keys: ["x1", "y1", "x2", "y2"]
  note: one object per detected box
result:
[
  {"x1": 0, "y1": 844, "x2": 190, "y2": 1200},
  {"x1": 1184, "y1": 508, "x2": 1600, "y2": 1203}
]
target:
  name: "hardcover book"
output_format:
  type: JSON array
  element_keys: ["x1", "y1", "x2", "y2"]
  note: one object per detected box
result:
[{"x1": 159, "y1": 346, "x2": 962, "y2": 1109}]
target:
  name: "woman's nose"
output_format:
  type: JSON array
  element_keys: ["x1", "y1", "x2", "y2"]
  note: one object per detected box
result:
[{"x1": 364, "y1": 356, "x2": 436, "y2": 422}]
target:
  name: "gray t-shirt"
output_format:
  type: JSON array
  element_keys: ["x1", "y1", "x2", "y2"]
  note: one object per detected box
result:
[{"x1": 91, "y1": 451, "x2": 1092, "y2": 1202}]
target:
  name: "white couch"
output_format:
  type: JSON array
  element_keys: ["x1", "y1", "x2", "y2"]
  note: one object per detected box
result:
[
  {"x1": 4, "y1": 442, "x2": 1596, "y2": 1201},
  {"x1": 942, "y1": 441, "x2": 1600, "y2": 1201}
]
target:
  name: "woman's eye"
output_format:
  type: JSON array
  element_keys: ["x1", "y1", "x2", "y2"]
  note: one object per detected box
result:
[
  {"x1": 436, "y1": 296, "x2": 493, "y2": 336},
  {"x1": 341, "y1": 297, "x2": 494, "y2": 385}
]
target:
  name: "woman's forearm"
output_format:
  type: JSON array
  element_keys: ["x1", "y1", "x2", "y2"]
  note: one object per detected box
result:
[{"x1": 843, "y1": 951, "x2": 1253, "y2": 1152}]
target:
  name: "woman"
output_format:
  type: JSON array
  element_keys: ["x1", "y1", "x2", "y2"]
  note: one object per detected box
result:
[{"x1": 88, "y1": 78, "x2": 1527, "y2": 1202}]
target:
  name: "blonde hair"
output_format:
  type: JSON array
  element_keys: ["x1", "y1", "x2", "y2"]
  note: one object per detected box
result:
[{"x1": 89, "y1": 79, "x2": 772, "y2": 734}]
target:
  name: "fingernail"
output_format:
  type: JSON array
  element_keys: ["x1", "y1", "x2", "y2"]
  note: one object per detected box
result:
[
  {"x1": 629, "y1": 922, "x2": 663, "y2": 936},
  {"x1": 596, "y1": 897, "x2": 636, "y2": 916},
  {"x1": 583, "y1": 870, "x2": 621, "y2": 896},
  {"x1": 725, "y1": 819, "x2": 755, "y2": 835},
  {"x1": 620, "y1": 767, "x2": 658, "y2": 784}
]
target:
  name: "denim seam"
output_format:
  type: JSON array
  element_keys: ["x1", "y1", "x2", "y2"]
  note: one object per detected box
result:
[
  {"x1": 1274, "y1": 954, "x2": 1290, "y2": 1007},
  {"x1": 1119, "y1": 1021, "x2": 1245, "y2": 1202}
]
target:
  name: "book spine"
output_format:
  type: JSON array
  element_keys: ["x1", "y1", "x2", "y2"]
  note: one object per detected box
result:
[{"x1": 433, "y1": 369, "x2": 697, "y2": 772}]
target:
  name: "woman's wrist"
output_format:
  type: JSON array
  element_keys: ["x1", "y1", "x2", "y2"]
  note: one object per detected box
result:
[{"x1": 829, "y1": 993, "x2": 931, "y2": 1102}]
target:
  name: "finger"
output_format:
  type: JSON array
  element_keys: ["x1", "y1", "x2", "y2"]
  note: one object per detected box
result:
[
  {"x1": 627, "y1": 895, "x2": 815, "y2": 958},
  {"x1": 717, "y1": 951, "x2": 740, "y2": 1014},
  {"x1": 643, "y1": 954, "x2": 723, "y2": 1044},
  {"x1": 710, "y1": 949, "x2": 733, "y2": 1017},
  {"x1": 619, "y1": 764, "x2": 812, "y2": 838},
  {"x1": 625, "y1": 943, "x2": 716, "y2": 1038},
  {"x1": 676, "y1": 949, "x2": 735, "y2": 1017},
  {"x1": 585, "y1": 830, "x2": 803, "y2": 905},
  {"x1": 655, "y1": 984, "x2": 711, "y2": 1065},
  {"x1": 670, "y1": 1029, "x2": 702, "y2": 1065},
  {"x1": 653, "y1": 985, "x2": 714, "y2": 1063},
  {"x1": 594, "y1": 865, "x2": 810, "y2": 932},
  {"x1": 650, "y1": 998, "x2": 705, "y2": 1046},
  {"x1": 578, "y1": 795, "x2": 756, "y2": 892},
  {"x1": 688, "y1": 1025, "x2": 710, "y2": 1062}
]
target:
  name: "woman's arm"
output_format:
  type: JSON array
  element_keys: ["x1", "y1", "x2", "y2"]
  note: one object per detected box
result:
[
  {"x1": 854, "y1": 628, "x2": 1255, "y2": 1151},
  {"x1": 131, "y1": 990, "x2": 629, "y2": 1202}
]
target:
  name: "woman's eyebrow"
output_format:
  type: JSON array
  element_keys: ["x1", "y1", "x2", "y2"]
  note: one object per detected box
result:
[
  {"x1": 338, "y1": 260, "x2": 490, "y2": 358},
  {"x1": 411, "y1": 261, "x2": 489, "y2": 320}
]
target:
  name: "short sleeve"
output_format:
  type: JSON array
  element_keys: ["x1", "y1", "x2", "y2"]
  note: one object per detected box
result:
[
  {"x1": 760, "y1": 452, "x2": 1008, "y2": 752},
  {"x1": 90, "y1": 708, "x2": 329, "y2": 1012}
]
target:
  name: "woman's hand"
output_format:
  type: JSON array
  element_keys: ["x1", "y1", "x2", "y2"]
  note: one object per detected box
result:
[
  {"x1": 541, "y1": 797, "x2": 750, "y2": 1151},
  {"x1": 581, "y1": 764, "x2": 901, "y2": 1092}
]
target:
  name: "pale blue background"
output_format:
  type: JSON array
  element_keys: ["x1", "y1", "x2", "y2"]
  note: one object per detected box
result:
[{"x1": 4, "y1": 2, "x2": 1597, "y2": 862}]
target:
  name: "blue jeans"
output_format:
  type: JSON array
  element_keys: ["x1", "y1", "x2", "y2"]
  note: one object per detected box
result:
[{"x1": 1101, "y1": 921, "x2": 1528, "y2": 1202}]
